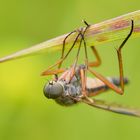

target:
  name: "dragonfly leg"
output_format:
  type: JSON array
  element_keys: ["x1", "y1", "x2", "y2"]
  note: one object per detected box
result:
[
  {"x1": 87, "y1": 19, "x2": 134, "y2": 95},
  {"x1": 41, "y1": 68, "x2": 66, "y2": 76},
  {"x1": 79, "y1": 23, "x2": 101, "y2": 98},
  {"x1": 83, "y1": 21, "x2": 101, "y2": 67},
  {"x1": 67, "y1": 25, "x2": 90, "y2": 82},
  {"x1": 80, "y1": 68, "x2": 86, "y2": 96},
  {"x1": 43, "y1": 21, "x2": 90, "y2": 77},
  {"x1": 41, "y1": 31, "x2": 81, "y2": 75},
  {"x1": 81, "y1": 21, "x2": 122, "y2": 95},
  {"x1": 58, "y1": 22, "x2": 89, "y2": 70},
  {"x1": 82, "y1": 20, "x2": 90, "y2": 27},
  {"x1": 57, "y1": 21, "x2": 90, "y2": 70},
  {"x1": 68, "y1": 29, "x2": 84, "y2": 81},
  {"x1": 58, "y1": 30, "x2": 76, "y2": 69},
  {"x1": 88, "y1": 46, "x2": 101, "y2": 67},
  {"x1": 88, "y1": 68, "x2": 123, "y2": 94},
  {"x1": 80, "y1": 23, "x2": 102, "y2": 70},
  {"x1": 79, "y1": 67, "x2": 94, "y2": 103},
  {"x1": 116, "y1": 20, "x2": 134, "y2": 92},
  {"x1": 42, "y1": 26, "x2": 87, "y2": 77},
  {"x1": 68, "y1": 27, "x2": 89, "y2": 81},
  {"x1": 44, "y1": 28, "x2": 83, "y2": 79}
]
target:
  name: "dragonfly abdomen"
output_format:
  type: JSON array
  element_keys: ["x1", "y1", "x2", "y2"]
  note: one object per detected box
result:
[{"x1": 86, "y1": 77, "x2": 129, "y2": 96}]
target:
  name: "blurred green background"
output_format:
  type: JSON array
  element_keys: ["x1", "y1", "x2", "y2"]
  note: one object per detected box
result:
[{"x1": 0, "y1": 0, "x2": 140, "y2": 140}]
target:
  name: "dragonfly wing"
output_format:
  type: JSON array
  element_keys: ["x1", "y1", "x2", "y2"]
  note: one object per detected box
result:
[{"x1": 82, "y1": 98, "x2": 140, "y2": 117}]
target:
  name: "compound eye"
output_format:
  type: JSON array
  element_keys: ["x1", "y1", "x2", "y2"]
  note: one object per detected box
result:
[{"x1": 43, "y1": 81, "x2": 63, "y2": 99}]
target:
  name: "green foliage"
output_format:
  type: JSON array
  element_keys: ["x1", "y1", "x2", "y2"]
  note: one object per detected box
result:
[{"x1": 0, "y1": 0, "x2": 140, "y2": 140}]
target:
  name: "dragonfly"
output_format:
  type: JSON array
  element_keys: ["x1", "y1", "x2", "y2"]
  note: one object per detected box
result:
[
  {"x1": 0, "y1": 11, "x2": 140, "y2": 117},
  {"x1": 43, "y1": 65, "x2": 140, "y2": 117},
  {"x1": 42, "y1": 19, "x2": 140, "y2": 117}
]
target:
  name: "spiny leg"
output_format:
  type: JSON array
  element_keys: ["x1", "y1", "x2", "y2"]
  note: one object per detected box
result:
[
  {"x1": 76, "y1": 21, "x2": 95, "y2": 102},
  {"x1": 74, "y1": 25, "x2": 90, "y2": 66},
  {"x1": 42, "y1": 21, "x2": 90, "y2": 76},
  {"x1": 58, "y1": 30, "x2": 76, "y2": 69},
  {"x1": 88, "y1": 68, "x2": 123, "y2": 94},
  {"x1": 80, "y1": 30, "x2": 122, "y2": 95},
  {"x1": 87, "y1": 20, "x2": 134, "y2": 95},
  {"x1": 80, "y1": 68, "x2": 86, "y2": 96},
  {"x1": 74, "y1": 21, "x2": 92, "y2": 99},
  {"x1": 79, "y1": 67, "x2": 94, "y2": 103},
  {"x1": 42, "y1": 27, "x2": 86, "y2": 77},
  {"x1": 81, "y1": 23, "x2": 90, "y2": 67},
  {"x1": 81, "y1": 21, "x2": 102, "y2": 89},
  {"x1": 68, "y1": 23, "x2": 91, "y2": 82},
  {"x1": 117, "y1": 20, "x2": 134, "y2": 92},
  {"x1": 58, "y1": 21, "x2": 90, "y2": 70},
  {"x1": 83, "y1": 20, "x2": 90, "y2": 27},
  {"x1": 41, "y1": 68, "x2": 66, "y2": 76},
  {"x1": 69, "y1": 26, "x2": 90, "y2": 81},
  {"x1": 58, "y1": 20, "x2": 90, "y2": 69},
  {"x1": 41, "y1": 32, "x2": 81, "y2": 76},
  {"x1": 83, "y1": 20, "x2": 102, "y2": 67},
  {"x1": 48, "y1": 29, "x2": 86, "y2": 83},
  {"x1": 68, "y1": 30, "x2": 84, "y2": 82},
  {"x1": 77, "y1": 21, "x2": 104, "y2": 101},
  {"x1": 80, "y1": 20, "x2": 120, "y2": 97},
  {"x1": 88, "y1": 46, "x2": 102, "y2": 67}
]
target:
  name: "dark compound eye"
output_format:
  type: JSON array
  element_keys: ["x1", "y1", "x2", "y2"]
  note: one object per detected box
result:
[{"x1": 43, "y1": 81, "x2": 63, "y2": 99}]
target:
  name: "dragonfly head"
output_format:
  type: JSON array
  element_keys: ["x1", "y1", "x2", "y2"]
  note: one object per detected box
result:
[{"x1": 44, "y1": 81, "x2": 63, "y2": 99}]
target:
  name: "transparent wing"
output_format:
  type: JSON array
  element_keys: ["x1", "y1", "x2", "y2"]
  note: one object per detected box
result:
[
  {"x1": 0, "y1": 10, "x2": 140, "y2": 63},
  {"x1": 82, "y1": 99, "x2": 140, "y2": 117}
]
